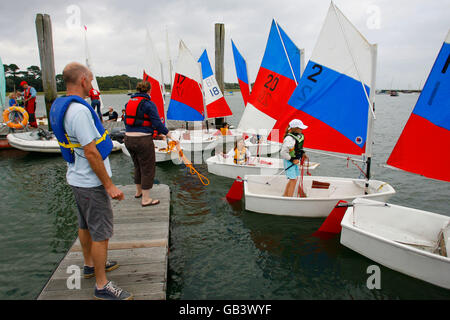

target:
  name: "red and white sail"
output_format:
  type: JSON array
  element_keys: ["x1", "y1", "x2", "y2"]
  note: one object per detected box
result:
[
  {"x1": 198, "y1": 49, "x2": 232, "y2": 119},
  {"x1": 143, "y1": 29, "x2": 165, "y2": 124},
  {"x1": 167, "y1": 40, "x2": 205, "y2": 121}
]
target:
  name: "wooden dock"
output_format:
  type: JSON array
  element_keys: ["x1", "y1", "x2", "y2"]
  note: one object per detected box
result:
[{"x1": 37, "y1": 184, "x2": 170, "y2": 300}]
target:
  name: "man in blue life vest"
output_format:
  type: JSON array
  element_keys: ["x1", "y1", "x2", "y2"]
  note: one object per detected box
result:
[{"x1": 50, "y1": 62, "x2": 132, "y2": 300}]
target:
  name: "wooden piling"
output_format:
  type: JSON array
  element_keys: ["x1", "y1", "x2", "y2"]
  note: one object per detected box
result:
[
  {"x1": 214, "y1": 23, "x2": 225, "y2": 129},
  {"x1": 35, "y1": 14, "x2": 58, "y2": 131}
]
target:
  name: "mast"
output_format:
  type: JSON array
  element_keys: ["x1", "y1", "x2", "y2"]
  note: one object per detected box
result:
[
  {"x1": 365, "y1": 43, "x2": 378, "y2": 183},
  {"x1": 166, "y1": 28, "x2": 173, "y2": 92}
]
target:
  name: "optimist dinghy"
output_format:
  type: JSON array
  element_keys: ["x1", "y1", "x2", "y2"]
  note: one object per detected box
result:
[
  {"x1": 166, "y1": 41, "x2": 219, "y2": 152},
  {"x1": 7, "y1": 129, "x2": 122, "y2": 153},
  {"x1": 243, "y1": 3, "x2": 395, "y2": 217},
  {"x1": 340, "y1": 29, "x2": 450, "y2": 290},
  {"x1": 207, "y1": 154, "x2": 319, "y2": 179},
  {"x1": 120, "y1": 139, "x2": 175, "y2": 163}
]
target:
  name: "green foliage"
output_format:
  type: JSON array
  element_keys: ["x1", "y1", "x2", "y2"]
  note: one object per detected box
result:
[{"x1": 3, "y1": 63, "x2": 241, "y2": 93}]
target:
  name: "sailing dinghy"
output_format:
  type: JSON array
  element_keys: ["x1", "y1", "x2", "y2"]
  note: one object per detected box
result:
[
  {"x1": 7, "y1": 129, "x2": 122, "y2": 153},
  {"x1": 340, "y1": 29, "x2": 450, "y2": 289},
  {"x1": 231, "y1": 39, "x2": 251, "y2": 107},
  {"x1": 243, "y1": 3, "x2": 395, "y2": 217},
  {"x1": 208, "y1": 20, "x2": 303, "y2": 179},
  {"x1": 207, "y1": 154, "x2": 319, "y2": 179},
  {"x1": 166, "y1": 40, "x2": 218, "y2": 152}
]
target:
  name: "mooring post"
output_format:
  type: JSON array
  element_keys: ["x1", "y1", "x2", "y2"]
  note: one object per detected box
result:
[
  {"x1": 214, "y1": 23, "x2": 225, "y2": 129},
  {"x1": 36, "y1": 13, "x2": 58, "y2": 131}
]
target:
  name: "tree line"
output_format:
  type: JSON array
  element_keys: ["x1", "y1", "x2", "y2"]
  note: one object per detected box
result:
[{"x1": 4, "y1": 63, "x2": 241, "y2": 93}]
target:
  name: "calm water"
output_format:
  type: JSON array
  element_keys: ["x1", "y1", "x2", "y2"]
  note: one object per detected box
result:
[{"x1": 0, "y1": 93, "x2": 449, "y2": 300}]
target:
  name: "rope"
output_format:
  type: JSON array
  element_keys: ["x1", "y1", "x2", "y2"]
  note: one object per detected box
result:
[
  {"x1": 175, "y1": 142, "x2": 210, "y2": 186},
  {"x1": 347, "y1": 157, "x2": 368, "y2": 180}
]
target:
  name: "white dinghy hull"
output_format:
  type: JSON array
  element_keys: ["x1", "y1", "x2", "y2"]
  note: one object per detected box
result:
[
  {"x1": 206, "y1": 155, "x2": 319, "y2": 179},
  {"x1": 244, "y1": 175, "x2": 395, "y2": 217},
  {"x1": 340, "y1": 198, "x2": 450, "y2": 289},
  {"x1": 120, "y1": 142, "x2": 173, "y2": 163},
  {"x1": 7, "y1": 132, "x2": 122, "y2": 153}
]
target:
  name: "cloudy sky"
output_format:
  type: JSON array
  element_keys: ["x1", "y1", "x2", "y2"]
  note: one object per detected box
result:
[{"x1": 0, "y1": 0, "x2": 448, "y2": 89}]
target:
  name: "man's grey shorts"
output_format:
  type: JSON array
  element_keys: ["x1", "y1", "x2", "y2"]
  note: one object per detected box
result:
[{"x1": 71, "y1": 185, "x2": 113, "y2": 242}]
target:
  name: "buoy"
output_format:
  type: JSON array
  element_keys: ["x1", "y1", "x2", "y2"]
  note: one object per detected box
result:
[
  {"x1": 226, "y1": 176, "x2": 244, "y2": 202},
  {"x1": 3, "y1": 106, "x2": 29, "y2": 129}
]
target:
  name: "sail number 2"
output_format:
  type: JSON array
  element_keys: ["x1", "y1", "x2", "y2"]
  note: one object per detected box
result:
[
  {"x1": 427, "y1": 53, "x2": 449, "y2": 106},
  {"x1": 297, "y1": 63, "x2": 323, "y2": 101}
]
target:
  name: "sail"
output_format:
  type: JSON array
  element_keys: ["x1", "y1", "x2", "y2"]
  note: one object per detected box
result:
[
  {"x1": 198, "y1": 49, "x2": 232, "y2": 118},
  {"x1": 238, "y1": 19, "x2": 301, "y2": 134},
  {"x1": 143, "y1": 29, "x2": 165, "y2": 124},
  {"x1": 277, "y1": 3, "x2": 375, "y2": 155},
  {"x1": 166, "y1": 40, "x2": 204, "y2": 121},
  {"x1": 387, "y1": 30, "x2": 450, "y2": 182},
  {"x1": 84, "y1": 26, "x2": 104, "y2": 110},
  {"x1": 0, "y1": 57, "x2": 5, "y2": 108},
  {"x1": 231, "y1": 39, "x2": 250, "y2": 107}
]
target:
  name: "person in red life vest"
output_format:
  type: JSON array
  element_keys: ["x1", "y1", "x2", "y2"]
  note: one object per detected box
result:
[
  {"x1": 89, "y1": 88, "x2": 102, "y2": 121},
  {"x1": 124, "y1": 81, "x2": 178, "y2": 206},
  {"x1": 20, "y1": 81, "x2": 38, "y2": 128}
]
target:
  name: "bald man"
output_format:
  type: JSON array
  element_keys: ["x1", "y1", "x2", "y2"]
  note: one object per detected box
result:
[{"x1": 52, "y1": 62, "x2": 132, "y2": 300}]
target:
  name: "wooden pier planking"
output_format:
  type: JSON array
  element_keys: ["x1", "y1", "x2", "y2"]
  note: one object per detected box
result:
[{"x1": 37, "y1": 184, "x2": 170, "y2": 300}]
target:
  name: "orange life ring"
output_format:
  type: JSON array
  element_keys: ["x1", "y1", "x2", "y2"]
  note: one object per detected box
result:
[{"x1": 2, "y1": 106, "x2": 29, "y2": 129}]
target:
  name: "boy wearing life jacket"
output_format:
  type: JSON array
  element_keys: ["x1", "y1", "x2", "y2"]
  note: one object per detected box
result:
[
  {"x1": 223, "y1": 137, "x2": 251, "y2": 165},
  {"x1": 280, "y1": 119, "x2": 309, "y2": 197},
  {"x1": 20, "y1": 81, "x2": 38, "y2": 128},
  {"x1": 50, "y1": 62, "x2": 132, "y2": 300}
]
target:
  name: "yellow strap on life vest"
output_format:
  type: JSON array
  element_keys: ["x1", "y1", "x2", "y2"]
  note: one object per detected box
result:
[{"x1": 58, "y1": 130, "x2": 109, "y2": 149}]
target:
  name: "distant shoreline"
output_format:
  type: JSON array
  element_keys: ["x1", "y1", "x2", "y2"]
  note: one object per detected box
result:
[{"x1": 6, "y1": 88, "x2": 242, "y2": 96}]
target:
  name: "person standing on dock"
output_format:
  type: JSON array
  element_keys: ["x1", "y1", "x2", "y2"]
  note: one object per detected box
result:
[
  {"x1": 50, "y1": 62, "x2": 132, "y2": 300},
  {"x1": 20, "y1": 81, "x2": 38, "y2": 128},
  {"x1": 124, "y1": 80, "x2": 177, "y2": 206},
  {"x1": 88, "y1": 87, "x2": 102, "y2": 122}
]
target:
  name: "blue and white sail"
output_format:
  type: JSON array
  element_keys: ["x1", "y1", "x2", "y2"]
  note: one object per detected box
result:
[
  {"x1": 238, "y1": 19, "x2": 303, "y2": 136},
  {"x1": 279, "y1": 3, "x2": 376, "y2": 156},
  {"x1": 198, "y1": 49, "x2": 232, "y2": 118}
]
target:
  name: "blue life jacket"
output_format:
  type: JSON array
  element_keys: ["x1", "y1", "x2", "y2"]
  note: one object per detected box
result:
[{"x1": 50, "y1": 95, "x2": 113, "y2": 163}]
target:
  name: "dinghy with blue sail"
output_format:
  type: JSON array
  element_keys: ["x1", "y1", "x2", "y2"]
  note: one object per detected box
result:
[
  {"x1": 243, "y1": 3, "x2": 395, "y2": 217},
  {"x1": 340, "y1": 29, "x2": 450, "y2": 289},
  {"x1": 231, "y1": 39, "x2": 251, "y2": 107},
  {"x1": 166, "y1": 40, "x2": 217, "y2": 151}
]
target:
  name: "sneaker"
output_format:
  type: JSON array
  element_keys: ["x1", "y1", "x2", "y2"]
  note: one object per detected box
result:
[
  {"x1": 84, "y1": 260, "x2": 119, "y2": 279},
  {"x1": 94, "y1": 281, "x2": 133, "y2": 300}
]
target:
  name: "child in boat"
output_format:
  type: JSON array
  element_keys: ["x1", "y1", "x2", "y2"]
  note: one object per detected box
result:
[
  {"x1": 280, "y1": 119, "x2": 309, "y2": 197},
  {"x1": 222, "y1": 136, "x2": 251, "y2": 165}
]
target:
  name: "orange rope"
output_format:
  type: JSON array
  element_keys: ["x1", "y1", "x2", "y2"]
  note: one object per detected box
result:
[{"x1": 175, "y1": 142, "x2": 210, "y2": 186}]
